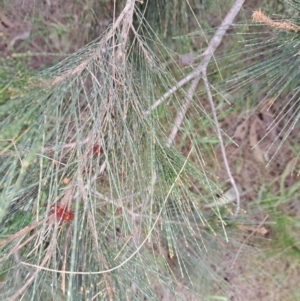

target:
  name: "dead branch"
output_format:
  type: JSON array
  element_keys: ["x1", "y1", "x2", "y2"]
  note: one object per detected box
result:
[
  {"x1": 146, "y1": 0, "x2": 246, "y2": 117},
  {"x1": 165, "y1": 0, "x2": 245, "y2": 214}
]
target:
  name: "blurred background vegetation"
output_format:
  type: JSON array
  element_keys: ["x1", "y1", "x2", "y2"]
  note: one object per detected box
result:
[{"x1": 1, "y1": 0, "x2": 300, "y2": 300}]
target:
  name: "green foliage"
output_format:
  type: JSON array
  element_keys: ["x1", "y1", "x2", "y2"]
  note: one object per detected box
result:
[
  {"x1": 214, "y1": 0, "x2": 300, "y2": 165},
  {"x1": 2, "y1": 0, "x2": 300, "y2": 300},
  {"x1": 0, "y1": 4, "x2": 238, "y2": 299}
]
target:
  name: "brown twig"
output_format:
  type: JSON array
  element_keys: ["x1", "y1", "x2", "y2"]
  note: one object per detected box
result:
[
  {"x1": 45, "y1": 0, "x2": 136, "y2": 87},
  {"x1": 0, "y1": 231, "x2": 40, "y2": 264},
  {"x1": 231, "y1": 215, "x2": 269, "y2": 268},
  {"x1": 61, "y1": 224, "x2": 73, "y2": 294},
  {"x1": 9, "y1": 230, "x2": 57, "y2": 301},
  {"x1": 202, "y1": 74, "x2": 240, "y2": 215},
  {"x1": 0, "y1": 219, "x2": 44, "y2": 247},
  {"x1": 252, "y1": 9, "x2": 300, "y2": 32},
  {"x1": 146, "y1": 0, "x2": 246, "y2": 117},
  {"x1": 165, "y1": 0, "x2": 244, "y2": 215},
  {"x1": 167, "y1": 0, "x2": 245, "y2": 146}
]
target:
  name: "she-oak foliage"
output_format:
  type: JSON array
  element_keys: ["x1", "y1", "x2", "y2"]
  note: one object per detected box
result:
[
  {"x1": 1, "y1": 0, "x2": 299, "y2": 300},
  {"x1": 0, "y1": 4, "x2": 231, "y2": 300}
]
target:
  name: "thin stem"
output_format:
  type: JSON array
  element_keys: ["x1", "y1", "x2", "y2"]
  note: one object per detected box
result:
[
  {"x1": 9, "y1": 233, "x2": 57, "y2": 301},
  {"x1": 231, "y1": 215, "x2": 269, "y2": 267},
  {"x1": 147, "y1": 0, "x2": 246, "y2": 117},
  {"x1": 145, "y1": 72, "x2": 197, "y2": 116},
  {"x1": 166, "y1": 0, "x2": 245, "y2": 146},
  {"x1": 21, "y1": 148, "x2": 194, "y2": 276},
  {"x1": 166, "y1": 77, "x2": 199, "y2": 147},
  {"x1": 166, "y1": 0, "x2": 245, "y2": 213},
  {"x1": 202, "y1": 74, "x2": 240, "y2": 215}
]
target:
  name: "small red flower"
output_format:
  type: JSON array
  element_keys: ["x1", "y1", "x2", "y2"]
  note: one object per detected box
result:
[
  {"x1": 49, "y1": 204, "x2": 74, "y2": 223},
  {"x1": 92, "y1": 144, "x2": 103, "y2": 156}
]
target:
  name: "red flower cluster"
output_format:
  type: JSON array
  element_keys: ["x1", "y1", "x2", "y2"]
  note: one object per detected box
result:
[
  {"x1": 92, "y1": 144, "x2": 103, "y2": 156},
  {"x1": 49, "y1": 204, "x2": 74, "y2": 223}
]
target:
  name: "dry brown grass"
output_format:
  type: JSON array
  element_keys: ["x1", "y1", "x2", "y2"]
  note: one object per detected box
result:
[{"x1": 252, "y1": 9, "x2": 300, "y2": 32}]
